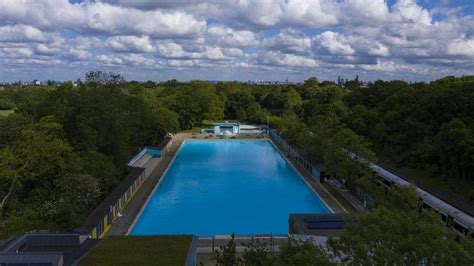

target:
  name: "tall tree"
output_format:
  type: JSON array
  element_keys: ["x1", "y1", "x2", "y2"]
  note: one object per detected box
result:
[{"x1": 328, "y1": 185, "x2": 474, "y2": 265}]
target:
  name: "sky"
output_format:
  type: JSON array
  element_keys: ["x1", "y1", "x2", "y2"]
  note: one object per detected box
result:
[{"x1": 1, "y1": 0, "x2": 474, "y2": 82}]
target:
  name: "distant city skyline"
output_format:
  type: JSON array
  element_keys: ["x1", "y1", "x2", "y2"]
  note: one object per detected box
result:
[{"x1": 1, "y1": 0, "x2": 474, "y2": 82}]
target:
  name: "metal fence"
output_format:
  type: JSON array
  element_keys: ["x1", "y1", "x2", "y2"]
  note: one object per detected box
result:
[{"x1": 268, "y1": 128, "x2": 325, "y2": 182}]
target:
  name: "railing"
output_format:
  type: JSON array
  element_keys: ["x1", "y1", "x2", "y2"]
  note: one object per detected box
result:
[
  {"x1": 200, "y1": 234, "x2": 289, "y2": 254},
  {"x1": 268, "y1": 128, "x2": 325, "y2": 182}
]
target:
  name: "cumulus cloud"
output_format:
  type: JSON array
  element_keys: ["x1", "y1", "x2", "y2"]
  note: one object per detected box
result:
[
  {"x1": 313, "y1": 31, "x2": 355, "y2": 56},
  {"x1": 0, "y1": 0, "x2": 206, "y2": 38},
  {"x1": 447, "y1": 36, "x2": 474, "y2": 57},
  {"x1": 0, "y1": 25, "x2": 49, "y2": 43},
  {"x1": 96, "y1": 53, "x2": 156, "y2": 66},
  {"x1": 157, "y1": 42, "x2": 229, "y2": 60},
  {"x1": 263, "y1": 28, "x2": 311, "y2": 54},
  {"x1": 260, "y1": 51, "x2": 318, "y2": 68},
  {"x1": 35, "y1": 44, "x2": 61, "y2": 55},
  {"x1": 206, "y1": 26, "x2": 258, "y2": 48},
  {"x1": 66, "y1": 49, "x2": 90, "y2": 61},
  {"x1": 1, "y1": 47, "x2": 33, "y2": 58},
  {"x1": 1, "y1": 0, "x2": 474, "y2": 81},
  {"x1": 106, "y1": 36, "x2": 155, "y2": 53}
]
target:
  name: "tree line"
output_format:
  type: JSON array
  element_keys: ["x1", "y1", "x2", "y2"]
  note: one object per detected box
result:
[{"x1": 0, "y1": 72, "x2": 473, "y2": 259}]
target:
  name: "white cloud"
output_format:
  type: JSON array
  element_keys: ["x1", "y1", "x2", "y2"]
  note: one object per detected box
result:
[
  {"x1": 368, "y1": 43, "x2": 390, "y2": 57},
  {"x1": 166, "y1": 59, "x2": 196, "y2": 68},
  {"x1": 447, "y1": 36, "x2": 474, "y2": 57},
  {"x1": 263, "y1": 28, "x2": 311, "y2": 54},
  {"x1": 360, "y1": 60, "x2": 399, "y2": 72},
  {"x1": 206, "y1": 26, "x2": 257, "y2": 47},
  {"x1": 35, "y1": 44, "x2": 61, "y2": 55},
  {"x1": 392, "y1": 0, "x2": 432, "y2": 26},
  {"x1": 0, "y1": 25, "x2": 49, "y2": 43},
  {"x1": 0, "y1": 0, "x2": 206, "y2": 38},
  {"x1": 1, "y1": 0, "x2": 474, "y2": 81},
  {"x1": 106, "y1": 36, "x2": 155, "y2": 53},
  {"x1": 96, "y1": 53, "x2": 155, "y2": 66},
  {"x1": 157, "y1": 42, "x2": 229, "y2": 60},
  {"x1": 68, "y1": 36, "x2": 103, "y2": 50},
  {"x1": 260, "y1": 51, "x2": 318, "y2": 68},
  {"x1": 1, "y1": 47, "x2": 33, "y2": 58},
  {"x1": 66, "y1": 49, "x2": 90, "y2": 61},
  {"x1": 313, "y1": 31, "x2": 355, "y2": 56}
]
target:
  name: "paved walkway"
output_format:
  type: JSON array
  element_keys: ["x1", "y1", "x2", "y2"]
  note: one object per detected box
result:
[
  {"x1": 269, "y1": 138, "x2": 360, "y2": 214},
  {"x1": 106, "y1": 140, "x2": 183, "y2": 236}
]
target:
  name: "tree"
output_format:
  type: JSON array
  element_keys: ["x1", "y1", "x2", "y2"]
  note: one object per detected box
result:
[
  {"x1": 166, "y1": 82, "x2": 224, "y2": 129},
  {"x1": 0, "y1": 98, "x2": 15, "y2": 110},
  {"x1": 212, "y1": 236, "x2": 334, "y2": 266},
  {"x1": 41, "y1": 174, "x2": 101, "y2": 229},
  {"x1": 434, "y1": 118, "x2": 474, "y2": 180},
  {"x1": 213, "y1": 233, "x2": 237, "y2": 266},
  {"x1": 85, "y1": 71, "x2": 125, "y2": 84},
  {"x1": 239, "y1": 239, "x2": 271, "y2": 266},
  {"x1": 273, "y1": 239, "x2": 334, "y2": 266},
  {"x1": 303, "y1": 77, "x2": 318, "y2": 88},
  {"x1": 306, "y1": 116, "x2": 375, "y2": 191},
  {"x1": 328, "y1": 185, "x2": 474, "y2": 265},
  {"x1": 0, "y1": 114, "x2": 32, "y2": 148},
  {"x1": 0, "y1": 148, "x2": 21, "y2": 216}
]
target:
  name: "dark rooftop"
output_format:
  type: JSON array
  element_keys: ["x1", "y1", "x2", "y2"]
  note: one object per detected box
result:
[{"x1": 289, "y1": 214, "x2": 352, "y2": 237}]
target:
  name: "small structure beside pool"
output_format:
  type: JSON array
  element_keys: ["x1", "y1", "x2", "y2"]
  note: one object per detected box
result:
[{"x1": 201, "y1": 122, "x2": 263, "y2": 135}]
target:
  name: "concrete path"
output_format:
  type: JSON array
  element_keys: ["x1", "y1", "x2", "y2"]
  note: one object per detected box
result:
[
  {"x1": 105, "y1": 140, "x2": 183, "y2": 236},
  {"x1": 269, "y1": 138, "x2": 359, "y2": 214}
]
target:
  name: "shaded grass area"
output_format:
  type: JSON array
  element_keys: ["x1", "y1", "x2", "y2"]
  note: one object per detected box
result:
[
  {"x1": 0, "y1": 109, "x2": 14, "y2": 116},
  {"x1": 79, "y1": 235, "x2": 193, "y2": 266},
  {"x1": 178, "y1": 120, "x2": 215, "y2": 133},
  {"x1": 178, "y1": 127, "x2": 202, "y2": 133}
]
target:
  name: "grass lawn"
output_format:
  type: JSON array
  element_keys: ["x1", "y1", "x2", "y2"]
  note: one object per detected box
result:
[
  {"x1": 0, "y1": 109, "x2": 14, "y2": 116},
  {"x1": 79, "y1": 235, "x2": 193, "y2": 266},
  {"x1": 179, "y1": 127, "x2": 202, "y2": 133}
]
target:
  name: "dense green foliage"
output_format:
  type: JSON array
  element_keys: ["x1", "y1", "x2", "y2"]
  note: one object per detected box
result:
[
  {"x1": 1, "y1": 74, "x2": 473, "y2": 263},
  {"x1": 0, "y1": 81, "x2": 181, "y2": 238},
  {"x1": 328, "y1": 185, "x2": 474, "y2": 265},
  {"x1": 344, "y1": 77, "x2": 474, "y2": 182},
  {"x1": 212, "y1": 234, "x2": 333, "y2": 266}
]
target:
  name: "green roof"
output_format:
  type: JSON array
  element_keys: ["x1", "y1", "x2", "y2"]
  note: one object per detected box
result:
[{"x1": 79, "y1": 235, "x2": 193, "y2": 266}]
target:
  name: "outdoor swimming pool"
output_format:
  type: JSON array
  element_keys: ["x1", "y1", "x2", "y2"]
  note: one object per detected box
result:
[{"x1": 130, "y1": 140, "x2": 330, "y2": 236}]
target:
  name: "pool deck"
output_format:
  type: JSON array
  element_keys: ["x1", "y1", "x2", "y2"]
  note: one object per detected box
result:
[
  {"x1": 268, "y1": 136, "x2": 361, "y2": 214},
  {"x1": 105, "y1": 133, "x2": 361, "y2": 237},
  {"x1": 106, "y1": 139, "x2": 184, "y2": 236}
]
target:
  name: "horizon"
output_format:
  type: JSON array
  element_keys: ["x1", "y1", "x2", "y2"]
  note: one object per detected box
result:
[{"x1": 1, "y1": 0, "x2": 474, "y2": 82}]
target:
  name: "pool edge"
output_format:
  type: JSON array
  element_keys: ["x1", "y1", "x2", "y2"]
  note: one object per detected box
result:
[
  {"x1": 127, "y1": 138, "x2": 334, "y2": 236},
  {"x1": 126, "y1": 140, "x2": 186, "y2": 235},
  {"x1": 267, "y1": 139, "x2": 334, "y2": 214}
]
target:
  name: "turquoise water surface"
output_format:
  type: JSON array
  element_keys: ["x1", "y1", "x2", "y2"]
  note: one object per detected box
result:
[{"x1": 130, "y1": 140, "x2": 329, "y2": 236}]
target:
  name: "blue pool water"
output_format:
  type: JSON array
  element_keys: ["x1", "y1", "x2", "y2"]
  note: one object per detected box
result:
[{"x1": 130, "y1": 140, "x2": 330, "y2": 236}]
